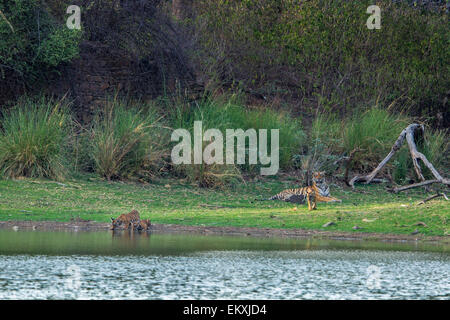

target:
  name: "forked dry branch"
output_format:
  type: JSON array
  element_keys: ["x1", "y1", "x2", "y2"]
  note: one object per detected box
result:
[{"x1": 349, "y1": 123, "x2": 449, "y2": 192}]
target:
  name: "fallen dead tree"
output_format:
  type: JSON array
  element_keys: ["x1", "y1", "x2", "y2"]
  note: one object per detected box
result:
[{"x1": 349, "y1": 123, "x2": 449, "y2": 192}]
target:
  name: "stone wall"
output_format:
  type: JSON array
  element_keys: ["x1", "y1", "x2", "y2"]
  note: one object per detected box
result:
[{"x1": 52, "y1": 40, "x2": 162, "y2": 122}]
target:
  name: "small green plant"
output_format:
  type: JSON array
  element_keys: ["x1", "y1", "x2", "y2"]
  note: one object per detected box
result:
[
  {"x1": 392, "y1": 149, "x2": 411, "y2": 184},
  {"x1": 418, "y1": 128, "x2": 449, "y2": 179},
  {"x1": 0, "y1": 97, "x2": 70, "y2": 180}
]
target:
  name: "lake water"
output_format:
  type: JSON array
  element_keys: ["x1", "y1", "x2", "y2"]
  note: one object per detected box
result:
[{"x1": 0, "y1": 230, "x2": 448, "y2": 299}]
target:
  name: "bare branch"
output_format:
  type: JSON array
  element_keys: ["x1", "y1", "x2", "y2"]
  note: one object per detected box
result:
[
  {"x1": 387, "y1": 179, "x2": 444, "y2": 193},
  {"x1": 0, "y1": 9, "x2": 14, "y2": 33},
  {"x1": 417, "y1": 193, "x2": 449, "y2": 205},
  {"x1": 350, "y1": 124, "x2": 449, "y2": 190}
]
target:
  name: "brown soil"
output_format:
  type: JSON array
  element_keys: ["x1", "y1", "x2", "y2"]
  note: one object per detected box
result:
[{"x1": 0, "y1": 220, "x2": 448, "y2": 244}]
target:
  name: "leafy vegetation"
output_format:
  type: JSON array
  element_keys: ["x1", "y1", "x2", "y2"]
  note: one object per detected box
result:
[
  {"x1": 0, "y1": 1, "x2": 447, "y2": 237},
  {"x1": 0, "y1": 96, "x2": 446, "y2": 189},
  {"x1": 191, "y1": 0, "x2": 449, "y2": 122},
  {"x1": 0, "y1": 0, "x2": 81, "y2": 90}
]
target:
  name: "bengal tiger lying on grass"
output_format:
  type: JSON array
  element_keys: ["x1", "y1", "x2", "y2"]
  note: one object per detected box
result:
[
  {"x1": 110, "y1": 209, "x2": 151, "y2": 231},
  {"x1": 257, "y1": 172, "x2": 341, "y2": 210}
]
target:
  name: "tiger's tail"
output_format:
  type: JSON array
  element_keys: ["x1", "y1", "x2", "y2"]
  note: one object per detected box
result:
[{"x1": 255, "y1": 195, "x2": 277, "y2": 201}]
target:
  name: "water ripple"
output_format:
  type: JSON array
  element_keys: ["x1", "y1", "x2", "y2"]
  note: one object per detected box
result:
[{"x1": 0, "y1": 250, "x2": 448, "y2": 299}]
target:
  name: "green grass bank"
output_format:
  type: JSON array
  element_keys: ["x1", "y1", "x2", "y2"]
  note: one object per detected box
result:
[{"x1": 0, "y1": 175, "x2": 448, "y2": 237}]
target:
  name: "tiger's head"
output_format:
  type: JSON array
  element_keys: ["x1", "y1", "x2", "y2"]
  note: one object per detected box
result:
[
  {"x1": 312, "y1": 171, "x2": 325, "y2": 183},
  {"x1": 312, "y1": 171, "x2": 330, "y2": 196},
  {"x1": 140, "y1": 219, "x2": 151, "y2": 231},
  {"x1": 110, "y1": 216, "x2": 126, "y2": 230},
  {"x1": 110, "y1": 217, "x2": 119, "y2": 230}
]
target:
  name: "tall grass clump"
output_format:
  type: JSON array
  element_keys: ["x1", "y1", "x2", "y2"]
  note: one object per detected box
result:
[
  {"x1": 342, "y1": 107, "x2": 411, "y2": 172},
  {"x1": 89, "y1": 98, "x2": 168, "y2": 181},
  {"x1": 242, "y1": 107, "x2": 305, "y2": 170},
  {"x1": 169, "y1": 95, "x2": 304, "y2": 186},
  {"x1": 419, "y1": 128, "x2": 449, "y2": 178},
  {"x1": 172, "y1": 95, "x2": 304, "y2": 168},
  {"x1": 169, "y1": 96, "x2": 244, "y2": 187},
  {"x1": 0, "y1": 97, "x2": 70, "y2": 180}
]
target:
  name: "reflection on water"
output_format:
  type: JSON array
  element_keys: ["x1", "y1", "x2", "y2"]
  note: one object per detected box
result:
[{"x1": 0, "y1": 230, "x2": 448, "y2": 299}]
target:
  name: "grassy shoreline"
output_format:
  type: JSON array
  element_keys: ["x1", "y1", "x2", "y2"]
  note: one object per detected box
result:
[{"x1": 0, "y1": 175, "x2": 448, "y2": 237}]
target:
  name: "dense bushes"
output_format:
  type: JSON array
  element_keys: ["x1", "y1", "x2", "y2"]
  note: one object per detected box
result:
[
  {"x1": 0, "y1": 95, "x2": 304, "y2": 186},
  {"x1": 190, "y1": 0, "x2": 449, "y2": 124},
  {"x1": 168, "y1": 95, "x2": 304, "y2": 186},
  {"x1": 0, "y1": 0, "x2": 81, "y2": 95},
  {"x1": 0, "y1": 97, "x2": 447, "y2": 186}
]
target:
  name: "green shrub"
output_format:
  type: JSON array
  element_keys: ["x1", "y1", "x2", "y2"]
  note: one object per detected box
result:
[
  {"x1": 0, "y1": 0, "x2": 81, "y2": 88},
  {"x1": 0, "y1": 97, "x2": 70, "y2": 180},
  {"x1": 89, "y1": 98, "x2": 168, "y2": 181},
  {"x1": 192, "y1": 0, "x2": 449, "y2": 122}
]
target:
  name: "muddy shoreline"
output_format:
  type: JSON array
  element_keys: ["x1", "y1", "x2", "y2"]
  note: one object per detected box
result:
[{"x1": 0, "y1": 220, "x2": 448, "y2": 244}]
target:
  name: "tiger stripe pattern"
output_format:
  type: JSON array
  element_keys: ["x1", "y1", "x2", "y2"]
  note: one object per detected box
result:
[
  {"x1": 261, "y1": 172, "x2": 341, "y2": 210},
  {"x1": 131, "y1": 218, "x2": 152, "y2": 231},
  {"x1": 110, "y1": 209, "x2": 141, "y2": 230}
]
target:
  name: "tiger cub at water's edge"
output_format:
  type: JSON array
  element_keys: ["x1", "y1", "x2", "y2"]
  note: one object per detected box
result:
[
  {"x1": 260, "y1": 172, "x2": 341, "y2": 210},
  {"x1": 110, "y1": 209, "x2": 140, "y2": 230},
  {"x1": 131, "y1": 219, "x2": 151, "y2": 231}
]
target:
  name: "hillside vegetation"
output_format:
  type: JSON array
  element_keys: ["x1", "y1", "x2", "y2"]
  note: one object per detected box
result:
[{"x1": 0, "y1": 1, "x2": 448, "y2": 186}]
